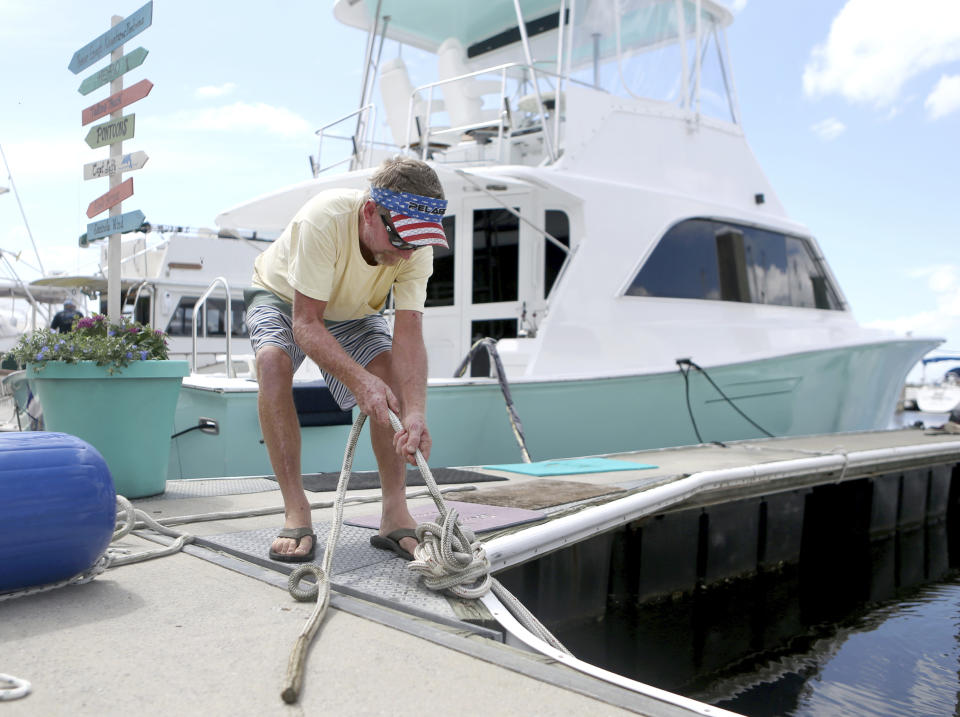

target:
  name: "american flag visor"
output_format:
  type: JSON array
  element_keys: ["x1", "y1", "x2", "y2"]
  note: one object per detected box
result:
[{"x1": 370, "y1": 186, "x2": 449, "y2": 249}]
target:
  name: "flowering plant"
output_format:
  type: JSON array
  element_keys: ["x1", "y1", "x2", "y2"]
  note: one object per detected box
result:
[{"x1": 4, "y1": 314, "x2": 169, "y2": 374}]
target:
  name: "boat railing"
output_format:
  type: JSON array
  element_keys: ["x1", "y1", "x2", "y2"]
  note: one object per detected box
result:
[
  {"x1": 407, "y1": 62, "x2": 565, "y2": 164},
  {"x1": 310, "y1": 104, "x2": 377, "y2": 178},
  {"x1": 191, "y1": 276, "x2": 233, "y2": 378}
]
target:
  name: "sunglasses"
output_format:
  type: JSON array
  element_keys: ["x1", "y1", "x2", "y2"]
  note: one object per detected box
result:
[{"x1": 379, "y1": 213, "x2": 418, "y2": 251}]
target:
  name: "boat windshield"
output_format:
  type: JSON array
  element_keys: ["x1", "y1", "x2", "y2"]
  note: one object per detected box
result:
[{"x1": 568, "y1": 0, "x2": 736, "y2": 121}]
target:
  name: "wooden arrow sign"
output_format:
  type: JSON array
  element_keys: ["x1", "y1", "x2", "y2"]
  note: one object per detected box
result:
[
  {"x1": 86, "y1": 209, "x2": 145, "y2": 241},
  {"x1": 86, "y1": 178, "x2": 134, "y2": 218},
  {"x1": 78, "y1": 47, "x2": 149, "y2": 96},
  {"x1": 85, "y1": 114, "x2": 135, "y2": 149},
  {"x1": 68, "y1": 1, "x2": 153, "y2": 75},
  {"x1": 83, "y1": 151, "x2": 149, "y2": 181},
  {"x1": 82, "y1": 80, "x2": 153, "y2": 126}
]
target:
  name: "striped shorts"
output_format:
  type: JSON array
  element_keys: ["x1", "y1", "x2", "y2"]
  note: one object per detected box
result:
[{"x1": 245, "y1": 304, "x2": 392, "y2": 410}]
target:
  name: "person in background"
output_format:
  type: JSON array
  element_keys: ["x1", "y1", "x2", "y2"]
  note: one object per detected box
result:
[{"x1": 50, "y1": 299, "x2": 83, "y2": 334}]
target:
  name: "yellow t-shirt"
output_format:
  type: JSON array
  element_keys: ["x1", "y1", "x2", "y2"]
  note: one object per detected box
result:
[{"x1": 250, "y1": 188, "x2": 433, "y2": 321}]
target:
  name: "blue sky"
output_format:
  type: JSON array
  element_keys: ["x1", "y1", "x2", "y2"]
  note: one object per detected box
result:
[{"x1": 1, "y1": 0, "x2": 959, "y2": 379}]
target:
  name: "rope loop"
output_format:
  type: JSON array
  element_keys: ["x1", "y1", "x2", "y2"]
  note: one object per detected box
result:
[
  {"x1": 0, "y1": 673, "x2": 31, "y2": 702},
  {"x1": 288, "y1": 565, "x2": 325, "y2": 602},
  {"x1": 113, "y1": 495, "x2": 136, "y2": 540}
]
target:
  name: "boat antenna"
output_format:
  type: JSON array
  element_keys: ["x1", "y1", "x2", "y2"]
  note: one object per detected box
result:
[{"x1": 0, "y1": 142, "x2": 46, "y2": 276}]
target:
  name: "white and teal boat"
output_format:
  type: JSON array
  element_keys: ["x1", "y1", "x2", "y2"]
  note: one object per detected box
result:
[{"x1": 39, "y1": 0, "x2": 940, "y2": 477}]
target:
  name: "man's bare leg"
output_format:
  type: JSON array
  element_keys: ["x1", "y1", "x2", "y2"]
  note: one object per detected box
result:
[
  {"x1": 256, "y1": 347, "x2": 313, "y2": 558},
  {"x1": 365, "y1": 352, "x2": 418, "y2": 555}
]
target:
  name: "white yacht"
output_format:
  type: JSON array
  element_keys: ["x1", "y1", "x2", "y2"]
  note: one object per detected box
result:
[{"x1": 35, "y1": 0, "x2": 939, "y2": 477}]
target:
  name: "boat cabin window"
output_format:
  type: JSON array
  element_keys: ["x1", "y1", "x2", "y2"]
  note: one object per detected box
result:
[
  {"x1": 473, "y1": 208, "x2": 519, "y2": 304},
  {"x1": 167, "y1": 297, "x2": 249, "y2": 337},
  {"x1": 425, "y1": 216, "x2": 456, "y2": 308},
  {"x1": 626, "y1": 218, "x2": 843, "y2": 310},
  {"x1": 544, "y1": 210, "x2": 571, "y2": 295}
]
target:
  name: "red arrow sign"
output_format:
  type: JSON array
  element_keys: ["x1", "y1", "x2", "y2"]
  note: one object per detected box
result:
[
  {"x1": 81, "y1": 80, "x2": 153, "y2": 126},
  {"x1": 86, "y1": 178, "x2": 134, "y2": 218}
]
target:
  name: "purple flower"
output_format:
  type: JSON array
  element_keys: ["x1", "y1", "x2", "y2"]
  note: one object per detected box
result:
[
  {"x1": 126, "y1": 351, "x2": 133, "y2": 359},
  {"x1": 35, "y1": 352, "x2": 44, "y2": 361},
  {"x1": 108, "y1": 330, "x2": 115, "y2": 337},
  {"x1": 128, "y1": 326, "x2": 139, "y2": 333},
  {"x1": 76, "y1": 317, "x2": 95, "y2": 329},
  {"x1": 139, "y1": 350, "x2": 148, "y2": 360}
]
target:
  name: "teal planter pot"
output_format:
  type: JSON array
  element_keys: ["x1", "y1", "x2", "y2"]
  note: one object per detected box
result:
[{"x1": 27, "y1": 360, "x2": 190, "y2": 498}]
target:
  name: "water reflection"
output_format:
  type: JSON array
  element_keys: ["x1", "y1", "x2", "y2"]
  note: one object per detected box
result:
[{"x1": 552, "y1": 521, "x2": 960, "y2": 717}]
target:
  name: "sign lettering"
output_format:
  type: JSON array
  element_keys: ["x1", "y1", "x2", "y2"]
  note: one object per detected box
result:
[{"x1": 68, "y1": 2, "x2": 153, "y2": 74}]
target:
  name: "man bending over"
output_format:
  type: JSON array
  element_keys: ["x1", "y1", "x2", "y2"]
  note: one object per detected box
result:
[{"x1": 245, "y1": 156, "x2": 448, "y2": 562}]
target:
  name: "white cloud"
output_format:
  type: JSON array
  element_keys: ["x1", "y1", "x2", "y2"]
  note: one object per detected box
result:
[
  {"x1": 151, "y1": 102, "x2": 312, "y2": 138},
  {"x1": 925, "y1": 74, "x2": 960, "y2": 119},
  {"x1": 194, "y1": 82, "x2": 238, "y2": 100},
  {"x1": 716, "y1": 0, "x2": 747, "y2": 13},
  {"x1": 868, "y1": 264, "x2": 960, "y2": 365},
  {"x1": 810, "y1": 117, "x2": 846, "y2": 141},
  {"x1": 803, "y1": 0, "x2": 960, "y2": 108}
]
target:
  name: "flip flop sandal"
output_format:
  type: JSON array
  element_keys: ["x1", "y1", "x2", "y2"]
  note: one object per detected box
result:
[
  {"x1": 369, "y1": 528, "x2": 418, "y2": 561},
  {"x1": 269, "y1": 527, "x2": 317, "y2": 563}
]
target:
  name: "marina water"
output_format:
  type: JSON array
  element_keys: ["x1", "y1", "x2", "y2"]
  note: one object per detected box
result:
[{"x1": 549, "y1": 411, "x2": 960, "y2": 717}]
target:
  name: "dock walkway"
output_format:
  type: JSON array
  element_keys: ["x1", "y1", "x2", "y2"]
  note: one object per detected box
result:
[{"x1": 3, "y1": 424, "x2": 958, "y2": 716}]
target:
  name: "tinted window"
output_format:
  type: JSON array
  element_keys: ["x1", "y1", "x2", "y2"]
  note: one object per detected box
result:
[
  {"x1": 544, "y1": 210, "x2": 571, "y2": 295},
  {"x1": 743, "y1": 226, "x2": 790, "y2": 306},
  {"x1": 626, "y1": 218, "x2": 842, "y2": 310},
  {"x1": 626, "y1": 219, "x2": 721, "y2": 300},
  {"x1": 786, "y1": 236, "x2": 842, "y2": 310},
  {"x1": 472, "y1": 208, "x2": 519, "y2": 304},
  {"x1": 167, "y1": 297, "x2": 248, "y2": 337},
  {"x1": 425, "y1": 215, "x2": 456, "y2": 307}
]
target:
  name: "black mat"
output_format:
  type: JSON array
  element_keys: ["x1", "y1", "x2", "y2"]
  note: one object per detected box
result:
[{"x1": 264, "y1": 467, "x2": 506, "y2": 492}]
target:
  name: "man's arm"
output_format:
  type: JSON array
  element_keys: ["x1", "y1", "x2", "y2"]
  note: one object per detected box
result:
[
  {"x1": 292, "y1": 290, "x2": 400, "y2": 427},
  {"x1": 391, "y1": 309, "x2": 431, "y2": 463}
]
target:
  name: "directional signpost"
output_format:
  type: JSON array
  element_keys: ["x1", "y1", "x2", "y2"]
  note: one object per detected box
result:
[
  {"x1": 86, "y1": 210, "x2": 145, "y2": 242},
  {"x1": 83, "y1": 151, "x2": 149, "y2": 180},
  {"x1": 72, "y1": 2, "x2": 153, "y2": 319},
  {"x1": 77, "y1": 47, "x2": 148, "y2": 96},
  {"x1": 82, "y1": 79, "x2": 152, "y2": 125}
]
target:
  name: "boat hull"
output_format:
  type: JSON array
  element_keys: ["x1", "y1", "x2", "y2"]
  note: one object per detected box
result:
[
  {"x1": 916, "y1": 385, "x2": 960, "y2": 414},
  {"x1": 168, "y1": 339, "x2": 933, "y2": 479}
]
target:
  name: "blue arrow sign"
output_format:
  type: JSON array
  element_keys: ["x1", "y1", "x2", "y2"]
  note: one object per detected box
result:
[
  {"x1": 86, "y1": 209, "x2": 145, "y2": 241},
  {"x1": 68, "y1": 2, "x2": 153, "y2": 75}
]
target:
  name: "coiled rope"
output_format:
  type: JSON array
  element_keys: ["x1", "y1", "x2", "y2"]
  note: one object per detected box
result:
[{"x1": 282, "y1": 409, "x2": 566, "y2": 704}]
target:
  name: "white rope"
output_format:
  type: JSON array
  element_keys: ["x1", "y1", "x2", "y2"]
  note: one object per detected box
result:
[
  {"x1": 281, "y1": 409, "x2": 568, "y2": 704},
  {"x1": 0, "y1": 674, "x2": 30, "y2": 702}
]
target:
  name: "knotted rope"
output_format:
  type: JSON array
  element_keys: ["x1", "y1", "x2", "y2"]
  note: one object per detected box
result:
[{"x1": 282, "y1": 410, "x2": 567, "y2": 704}]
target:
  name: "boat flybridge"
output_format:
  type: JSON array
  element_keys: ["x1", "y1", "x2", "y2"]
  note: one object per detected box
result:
[{"x1": 38, "y1": 0, "x2": 941, "y2": 478}]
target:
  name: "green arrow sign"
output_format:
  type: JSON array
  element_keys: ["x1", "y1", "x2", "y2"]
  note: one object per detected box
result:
[
  {"x1": 78, "y1": 47, "x2": 148, "y2": 96},
  {"x1": 86, "y1": 209, "x2": 145, "y2": 241},
  {"x1": 85, "y1": 114, "x2": 135, "y2": 149}
]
